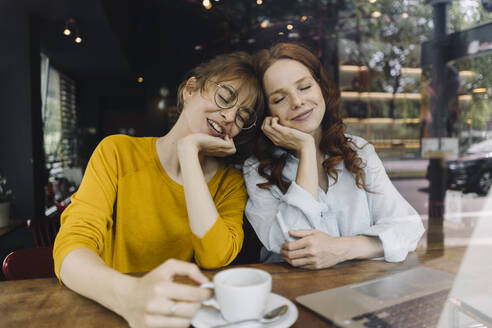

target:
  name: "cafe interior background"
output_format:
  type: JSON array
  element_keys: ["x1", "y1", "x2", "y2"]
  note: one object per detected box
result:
[{"x1": 2, "y1": 0, "x2": 492, "y2": 280}]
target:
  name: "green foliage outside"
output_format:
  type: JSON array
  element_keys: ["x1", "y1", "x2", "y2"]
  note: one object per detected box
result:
[{"x1": 335, "y1": 0, "x2": 492, "y2": 156}]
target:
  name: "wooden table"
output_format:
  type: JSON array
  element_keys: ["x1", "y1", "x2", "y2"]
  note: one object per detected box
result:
[{"x1": 0, "y1": 247, "x2": 466, "y2": 328}]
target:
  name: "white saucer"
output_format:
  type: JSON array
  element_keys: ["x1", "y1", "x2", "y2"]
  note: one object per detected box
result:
[{"x1": 191, "y1": 292, "x2": 298, "y2": 328}]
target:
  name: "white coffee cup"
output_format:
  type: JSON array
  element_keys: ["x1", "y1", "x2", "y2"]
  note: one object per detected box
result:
[{"x1": 201, "y1": 268, "x2": 272, "y2": 322}]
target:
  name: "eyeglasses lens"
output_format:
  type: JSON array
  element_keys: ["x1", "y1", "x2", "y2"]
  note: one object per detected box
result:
[
  {"x1": 236, "y1": 108, "x2": 256, "y2": 130},
  {"x1": 215, "y1": 85, "x2": 237, "y2": 109},
  {"x1": 214, "y1": 83, "x2": 256, "y2": 130}
]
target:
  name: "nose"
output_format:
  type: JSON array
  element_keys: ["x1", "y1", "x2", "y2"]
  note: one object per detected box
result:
[
  {"x1": 291, "y1": 92, "x2": 302, "y2": 109},
  {"x1": 220, "y1": 107, "x2": 237, "y2": 123}
]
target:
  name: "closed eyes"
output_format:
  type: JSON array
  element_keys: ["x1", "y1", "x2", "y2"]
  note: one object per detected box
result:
[
  {"x1": 273, "y1": 97, "x2": 285, "y2": 104},
  {"x1": 271, "y1": 85, "x2": 312, "y2": 104}
]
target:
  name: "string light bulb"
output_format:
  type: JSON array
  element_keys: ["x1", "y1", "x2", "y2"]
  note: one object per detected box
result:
[
  {"x1": 372, "y1": 11, "x2": 381, "y2": 18},
  {"x1": 63, "y1": 18, "x2": 76, "y2": 37},
  {"x1": 202, "y1": 0, "x2": 212, "y2": 10},
  {"x1": 257, "y1": 0, "x2": 263, "y2": 5},
  {"x1": 137, "y1": 76, "x2": 144, "y2": 83},
  {"x1": 287, "y1": 24, "x2": 293, "y2": 30},
  {"x1": 64, "y1": 18, "x2": 84, "y2": 44}
]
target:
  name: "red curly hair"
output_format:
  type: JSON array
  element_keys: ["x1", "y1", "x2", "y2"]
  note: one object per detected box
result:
[{"x1": 252, "y1": 43, "x2": 370, "y2": 194}]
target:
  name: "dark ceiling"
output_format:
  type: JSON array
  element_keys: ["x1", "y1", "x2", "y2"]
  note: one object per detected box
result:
[
  {"x1": 23, "y1": 0, "x2": 253, "y2": 92},
  {"x1": 22, "y1": 0, "x2": 333, "y2": 94},
  {"x1": 25, "y1": 0, "x2": 129, "y2": 80}
]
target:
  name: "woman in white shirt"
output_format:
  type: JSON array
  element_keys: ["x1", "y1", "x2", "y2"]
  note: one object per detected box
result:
[{"x1": 243, "y1": 43, "x2": 425, "y2": 269}]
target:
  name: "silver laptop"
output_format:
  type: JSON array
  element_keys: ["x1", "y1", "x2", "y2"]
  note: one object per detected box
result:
[{"x1": 296, "y1": 267, "x2": 455, "y2": 328}]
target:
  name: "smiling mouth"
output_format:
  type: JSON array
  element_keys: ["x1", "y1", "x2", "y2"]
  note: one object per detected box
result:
[
  {"x1": 291, "y1": 109, "x2": 313, "y2": 121},
  {"x1": 207, "y1": 118, "x2": 226, "y2": 137}
]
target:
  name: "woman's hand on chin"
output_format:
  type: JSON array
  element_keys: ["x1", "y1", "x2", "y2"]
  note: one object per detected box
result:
[
  {"x1": 178, "y1": 133, "x2": 237, "y2": 158},
  {"x1": 121, "y1": 259, "x2": 211, "y2": 328},
  {"x1": 262, "y1": 116, "x2": 314, "y2": 152},
  {"x1": 280, "y1": 230, "x2": 354, "y2": 270}
]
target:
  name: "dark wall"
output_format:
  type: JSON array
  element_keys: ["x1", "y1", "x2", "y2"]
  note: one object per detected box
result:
[
  {"x1": 0, "y1": 3, "x2": 44, "y2": 220},
  {"x1": 76, "y1": 82, "x2": 102, "y2": 168},
  {"x1": 76, "y1": 79, "x2": 169, "y2": 168}
]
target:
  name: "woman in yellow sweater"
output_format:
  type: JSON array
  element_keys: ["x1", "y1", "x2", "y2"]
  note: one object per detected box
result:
[{"x1": 53, "y1": 52, "x2": 264, "y2": 328}]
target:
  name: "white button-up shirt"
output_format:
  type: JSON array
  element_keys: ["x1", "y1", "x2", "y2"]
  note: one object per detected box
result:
[{"x1": 243, "y1": 135, "x2": 425, "y2": 263}]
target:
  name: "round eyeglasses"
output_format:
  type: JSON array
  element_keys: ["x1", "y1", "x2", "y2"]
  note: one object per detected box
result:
[{"x1": 209, "y1": 81, "x2": 257, "y2": 130}]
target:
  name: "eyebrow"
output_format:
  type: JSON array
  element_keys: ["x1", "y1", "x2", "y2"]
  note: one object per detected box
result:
[{"x1": 268, "y1": 76, "x2": 313, "y2": 97}]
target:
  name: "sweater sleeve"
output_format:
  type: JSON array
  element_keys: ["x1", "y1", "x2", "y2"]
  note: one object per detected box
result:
[
  {"x1": 359, "y1": 143, "x2": 425, "y2": 262},
  {"x1": 53, "y1": 136, "x2": 119, "y2": 278},
  {"x1": 243, "y1": 157, "x2": 333, "y2": 254},
  {"x1": 191, "y1": 168, "x2": 246, "y2": 269}
]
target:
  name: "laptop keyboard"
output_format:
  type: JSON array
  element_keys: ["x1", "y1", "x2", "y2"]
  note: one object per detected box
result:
[{"x1": 349, "y1": 288, "x2": 451, "y2": 328}]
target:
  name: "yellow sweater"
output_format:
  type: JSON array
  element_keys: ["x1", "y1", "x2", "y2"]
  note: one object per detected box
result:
[{"x1": 53, "y1": 135, "x2": 246, "y2": 278}]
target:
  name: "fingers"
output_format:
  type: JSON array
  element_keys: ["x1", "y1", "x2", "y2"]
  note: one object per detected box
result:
[
  {"x1": 261, "y1": 117, "x2": 310, "y2": 152},
  {"x1": 223, "y1": 134, "x2": 235, "y2": 147},
  {"x1": 261, "y1": 117, "x2": 274, "y2": 135},
  {"x1": 159, "y1": 259, "x2": 209, "y2": 285},
  {"x1": 280, "y1": 247, "x2": 309, "y2": 260},
  {"x1": 163, "y1": 282, "x2": 212, "y2": 302},
  {"x1": 262, "y1": 117, "x2": 283, "y2": 145},
  {"x1": 223, "y1": 135, "x2": 236, "y2": 153},
  {"x1": 270, "y1": 117, "x2": 283, "y2": 130},
  {"x1": 281, "y1": 244, "x2": 321, "y2": 268},
  {"x1": 283, "y1": 255, "x2": 313, "y2": 267},
  {"x1": 262, "y1": 117, "x2": 281, "y2": 131},
  {"x1": 282, "y1": 236, "x2": 310, "y2": 251},
  {"x1": 265, "y1": 117, "x2": 288, "y2": 133},
  {"x1": 200, "y1": 134, "x2": 236, "y2": 156},
  {"x1": 261, "y1": 116, "x2": 273, "y2": 130},
  {"x1": 224, "y1": 134, "x2": 234, "y2": 143},
  {"x1": 146, "y1": 298, "x2": 201, "y2": 318}
]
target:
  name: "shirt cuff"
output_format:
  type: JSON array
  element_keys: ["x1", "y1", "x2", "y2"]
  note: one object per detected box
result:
[
  {"x1": 363, "y1": 225, "x2": 411, "y2": 262},
  {"x1": 363, "y1": 214, "x2": 425, "y2": 262},
  {"x1": 281, "y1": 181, "x2": 328, "y2": 218}
]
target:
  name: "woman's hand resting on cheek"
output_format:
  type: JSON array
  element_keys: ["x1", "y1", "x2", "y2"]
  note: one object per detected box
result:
[
  {"x1": 261, "y1": 117, "x2": 314, "y2": 152},
  {"x1": 178, "y1": 134, "x2": 236, "y2": 158},
  {"x1": 121, "y1": 259, "x2": 212, "y2": 328},
  {"x1": 280, "y1": 230, "x2": 354, "y2": 270}
]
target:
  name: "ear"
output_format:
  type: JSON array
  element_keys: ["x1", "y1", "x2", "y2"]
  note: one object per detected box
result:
[{"x1": 183, "y1": 77, "x2": 198, "y2": 102}]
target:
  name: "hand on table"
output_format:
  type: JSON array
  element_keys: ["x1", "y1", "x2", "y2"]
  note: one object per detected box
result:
[
  {"x1": 261, "y1": 117, "x2": 314, "y2": 152},
  {"x1": 122, "y1": 259, "x2": 212, "y2": 328},
  {"x1": 178, "y1": 133, "x2": 236, "y2": 158},
  {"x1": 280, "y1": 230, "x2": 353, "y2": 270}
]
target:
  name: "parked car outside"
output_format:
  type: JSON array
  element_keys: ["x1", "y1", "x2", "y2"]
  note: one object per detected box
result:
[{"x1": 447, "y1": 139, "x2": 492, "y2": 195}]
